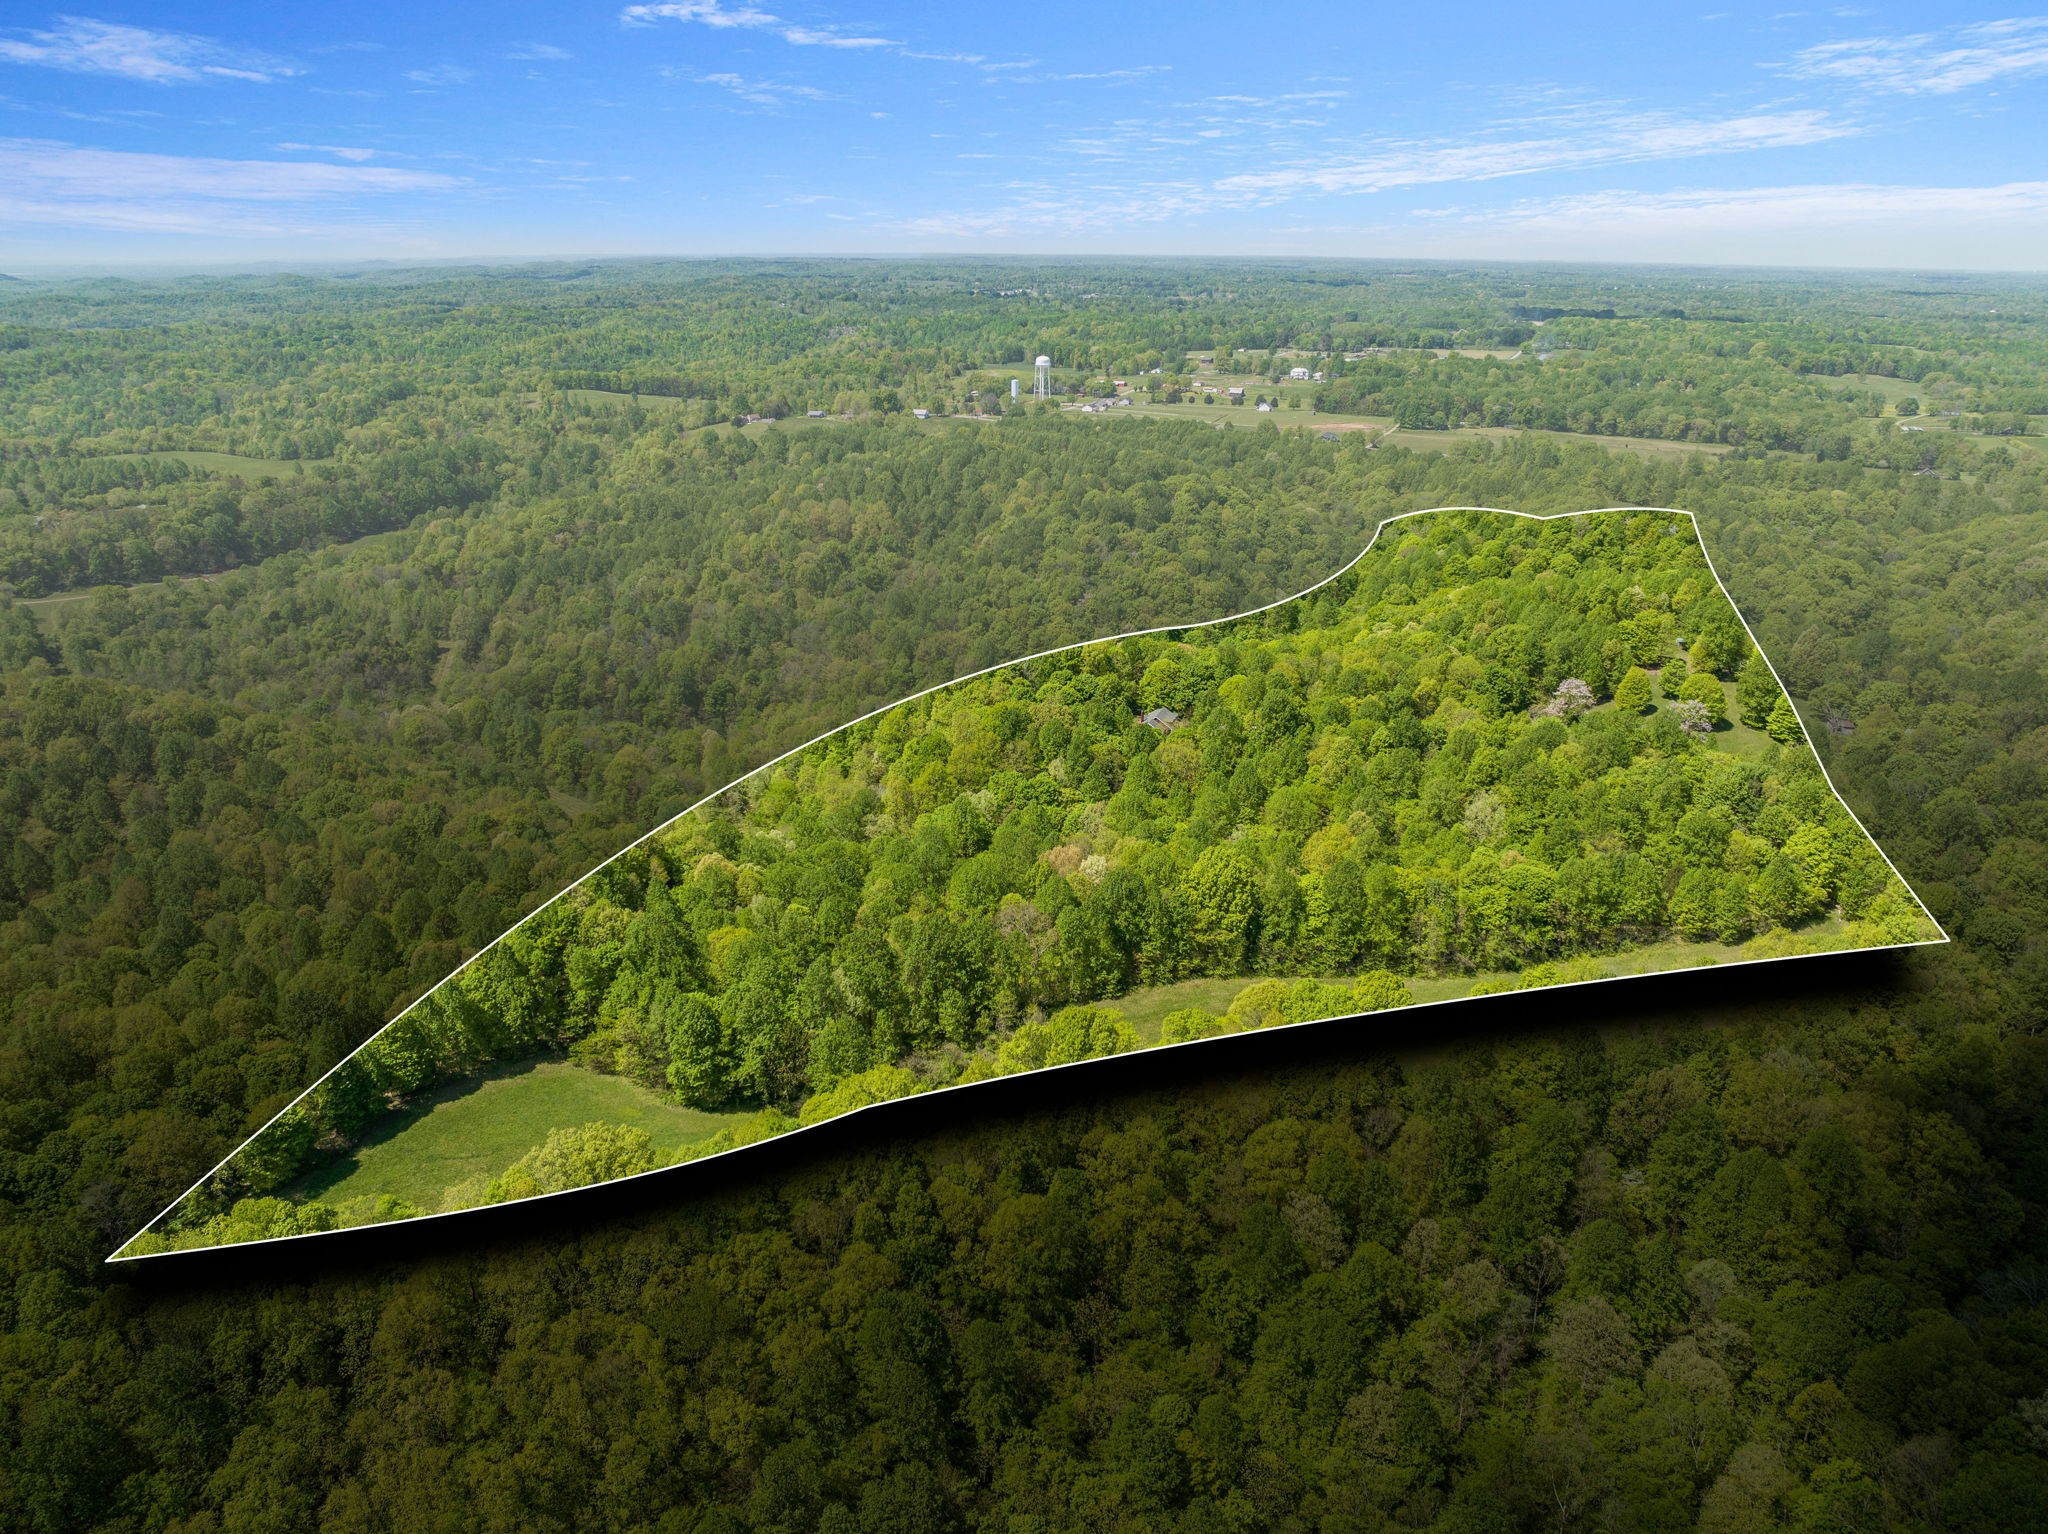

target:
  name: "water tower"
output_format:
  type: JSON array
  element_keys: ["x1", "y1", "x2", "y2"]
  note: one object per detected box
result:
[{"x1": 1033, "y1": 354, "x2": 1052, "y2": 400}]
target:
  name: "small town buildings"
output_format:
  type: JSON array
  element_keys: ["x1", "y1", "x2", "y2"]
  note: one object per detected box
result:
[
  {"x1": 1140, "y1": 707, "x2": 1184, "y2": 732},
  {"x1": 912, "y1": 408, "x2": 930, "y2": 419},
  {"x1": 806, "y1": 409, "x2": 827, "y2": 418},
  {"x1": 1289, "y1": 366, "x2": 1311, "y2": 380},
  {"x1": 1226, "y1": 386, "x2": 1245, "y2": 400}
]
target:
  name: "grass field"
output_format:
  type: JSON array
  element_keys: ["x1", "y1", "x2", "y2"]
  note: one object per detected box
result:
[
  {"x1": 1584, "y1": 679, "x2": 1775, "y2": 758},
  {"x1": 1819, "y1": 373, "x2": 1929, "y2": 407},
  {"x1": 543, "y1": 388, "x2": 1742, "y2": 464},
  {"x1": 1110, "y1": 924, "x2": 1855, "y2": 1046},
  {"x1": 105, "y1": 449, "x2": 324, "y2": 478},
  {"x1": 1090, "y1": 402, "x2": 1738, "y2": 462},
  {"x1": 294, "y1": 1060, "x2": 747, "y2": 1211},
  {"x1": 20, "y1": 527, "x2": 408, "y2": 629},
  {"x1": 558, "y1": 387, "x2": 692, "y2": 412}
]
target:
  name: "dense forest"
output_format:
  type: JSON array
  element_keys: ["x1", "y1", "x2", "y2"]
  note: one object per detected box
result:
[
  {"x1": 1, "y1": 261, "x2": 2046, "y2": 1531},
  {"x1": 2, "y1": 259, "x2": 2043, "y2": 598},
  {"x1": 130, "y1": 508, "x2": 1934, "y2": 1253}
]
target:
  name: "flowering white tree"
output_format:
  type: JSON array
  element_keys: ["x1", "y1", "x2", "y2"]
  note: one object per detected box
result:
[
  {"x1": 1673, "y1": 698, "x2": 1714, "y2": 739},
  {"x1": 1544, "y1": 677, "x2": 1596, "y2": 720}
]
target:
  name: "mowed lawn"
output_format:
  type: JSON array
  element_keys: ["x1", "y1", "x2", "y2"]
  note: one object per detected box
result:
[{"x1": 294, "y1": 1061, "x2": 746, "y2": 1211}]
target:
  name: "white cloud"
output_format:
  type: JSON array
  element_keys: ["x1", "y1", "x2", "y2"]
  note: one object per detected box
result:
[
  {"x1": 893, "y1": 105, "x2": 1872, "y2": 243},
  {"x1": 0, "y1": 15, "x2": 295, "y2": 84},
  {"x1": 404, "y1": 65, "x2": 474, "y2": 88},
  {"x1": 621, "y1": 2, "x2": 897, "y2": 49},
  {"x1": 506, "y1": 42, "x2": 573, "y2": 61},
  {"x1": 1456, "y1": 180, "x2": 2048, "y2": 229},
  {"x1": 687, "y1": 70, "x2": 837, "y2": 107},
  {"x1": 1403, "y1": 180, "x2": 2048, "y2": 268},
  {"x1": 1213, "y1": 109, "x2": 1855, "y2": 200},
  {"x1": 0, "y1": 136, "x2": 459, "y2": 235},
  {"x1": 996, "y1": 64, "x2": 1171, "y2": 85},
  {"x1": 273, "y1": 142, "x2": 383, "y2": 162},
  {"x1": 1782, "y1": 17, "x2": 2048, "y2": 94}
]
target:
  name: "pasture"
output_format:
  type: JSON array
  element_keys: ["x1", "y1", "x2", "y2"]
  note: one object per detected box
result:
[{"x1": 293, "y1": 1060, "x2": 747, "y2": 1212}]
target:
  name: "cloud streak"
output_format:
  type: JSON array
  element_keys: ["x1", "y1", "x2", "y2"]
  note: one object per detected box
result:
[
  {"x1": 621, "y1": 2, "x2": 897, "y2": 50},
  {"x1": 682, "y1": 69, "x2": 838, "y2": 108},
  {"x1": 1213, "y1": 109, "x2": 1855, "y2": 199},
  {"x1": 900, "y1": 107, "x2": 1863, "y2": 238},
  {"x1": 1780, "y1": 17, "x2": 2048, "y2": 95},
  {"x1": 0, "y1": 15, "x2": 295, "y2": 84},
  {"x1": 403, "y1": 65, "x2": 474, "y2": 88},
  {"x1": 0, "y1": 137, "x2": 459, "y2": 236},
  {"x1": 1442, "y1": 180, "x2": 2048, "y2": 230},
  {"x1": 273, "y1": 142, "x2": 384, "y2": 162}
]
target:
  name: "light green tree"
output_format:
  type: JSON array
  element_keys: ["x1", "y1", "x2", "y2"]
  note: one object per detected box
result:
[
  {"x1": 486, "y1": 1122, "x2": 656, "y2": 1203},
  {"x1": 1767, "y1": 695, "x2": 1804, "y2": 744},
  {"x1": 662, "y1": 990, "x2": 731, "y2": 1107},
  {"x1": 1736, "y1": 654, "x2": 1778, "y2": 728},
  {"x1": 1351, "y1": 970, "x2": 1414, "y2": 1012},
  {"x1": 1614, "y1": 666, "x2": 1653, "y2": 714},
  {"x1": 1181, "y1": 843, "x2": 1262, "y2": 973},
  {"x1": 1677, "y1": 673, "x2": 1727, "y2": 726}
]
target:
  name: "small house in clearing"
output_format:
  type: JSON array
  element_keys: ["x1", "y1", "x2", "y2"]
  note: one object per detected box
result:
[{"x1": 1140, "y1": 707, "x2": 1184, "y2": 732}]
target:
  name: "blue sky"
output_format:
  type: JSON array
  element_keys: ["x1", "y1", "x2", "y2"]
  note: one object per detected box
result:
[{"x1": 2, "y1": 3, "x2": 2046, "y2": 270}]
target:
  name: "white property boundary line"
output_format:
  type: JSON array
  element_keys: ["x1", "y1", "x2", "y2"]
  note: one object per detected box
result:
[{"x1": 108, "y1": 504, "x2": 1949, "y2": 1264}]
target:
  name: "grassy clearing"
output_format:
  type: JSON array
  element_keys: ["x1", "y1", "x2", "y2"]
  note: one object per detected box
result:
[
  {"x1": 1819, "y1": 373, "x2": 1927, "y2": 406},
  {"x1": 1377, "y1": 426, "x2": 1734, "y2": 460},
  {"x1": 544, "y1": 390, "x2": 1739, "y2": 465},
  {"x1": 1110, "y1": 922, "x2": 1860, "y2": 1044},
  {"x1": 1100, "y1": 405, "x2": 1736, "y2": 461},
  {"x1": 1588, "y1": 680, "x2": 1775, "y2": 759},
  {"x1": 294, "y1": 1060, "x2": 747, "y2": 1211},
  {"x1": 20, "y1": 528, "x2": 409, "y2": 628},
  {"x1": 105, "y1": 449, "x2": 324, "y2": 478},
  {"x1": 559, "y1": 387, "x2": 692, "y2": 412}
]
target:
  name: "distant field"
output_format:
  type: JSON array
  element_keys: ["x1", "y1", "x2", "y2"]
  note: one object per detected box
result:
[
  {"x1": 104, "y1": 449, "x2": 325, "y2": 478},
  {"x1": 1819, "y1": 373, "x2": 1928, "y2": 407},
  {"x1": 1378, "y1": 425, "x2": 1735, "y2": 460},
  {"x1": 553, "y1": 389, "x2": 1740, "y2": 464},
  {"x1": 19, "y1": 527, "x2": 409, "y2": 629},
  {"x1": 558, "y1": 387, "x2": 692, "y2": 412},
  {"x1": 549, "y1": 392, "x2": 963, "y2": 438},
  {"x1": 294, "y1": 1060, "x2": 747, "y2": 1212},
  {"x1": 1093, "y1": 402, "x2": 1737, "y2": 461},
  {"x1": 1112, "y1": 924, "x2": 1851, "y2": 1046}
]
